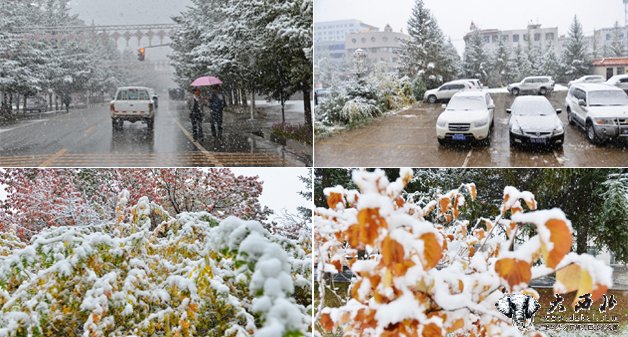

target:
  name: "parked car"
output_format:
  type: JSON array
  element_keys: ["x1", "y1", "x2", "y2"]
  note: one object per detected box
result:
[
  {"x1": 564, "y1": 83, "x2": 628, "y2": 144},
  {"x1": 507, "y1": 76, "x2": 555, "y2": 96},
  {"x1": 458, "y1": 78, "x2": 483, "y2": 89},
  {"x1": 507, "y1": 96, "x2": 564, "y2": 147},
  {"x1": 436, "y1": 90, "x2": 495, "y2": 145},
  {"x1": 11, "y1": 96, "x2": 47, "y2": 113},
  {"x1": 568, "y1": 75, "x2": 605, "y2": 88},
  {"x1": 605, "y1": 74, "x2": 628, "y2": 93},
  {"x1": 315, "y1": 88, "x2": 330, "y2": 105},
  {"x1": 110, "y1": 86, "x2": 155, "y2": 130},
  {"x1": 424, "y1": 80, "x2": 473, "y2": 104}
]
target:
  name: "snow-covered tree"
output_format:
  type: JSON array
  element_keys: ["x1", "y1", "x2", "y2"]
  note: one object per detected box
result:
[
  {"x1": 398, "y1": 0, "x2": 449, "y2": 89},
  {"x1": 462, "y1": 26, "x2": 489, "y2": 83},
  {"x1": 608, "y1": 21, "x2": 625, "y2": 57},
  {"x1": 512, "y1": 45, "x2": 532, "y2": 82},
  {"x1": 490, "y1": 39, "x2": 516, "y2": 87},
  {"x1": 595, "y1": 172, "x2": 628, "y2": 263},
  {"x1": 316, "y1": 169, "x2": 614, "y2": 336},
  {"x1": 0, "y1": 169, "x2": 270, "y2": 240},
  {"x1": 562, "y1": 15, "x2": 590, "y2": 81},
  {"x1": 541, "y1": 41, "x2": 561, "y2": 81},
  {"x1": 0, "y1": 195, "x2": 311, "y2": 336}
]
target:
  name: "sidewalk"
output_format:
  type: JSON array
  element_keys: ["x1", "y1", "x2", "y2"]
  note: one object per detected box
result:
[{"x1": 226, "y1": 100, "x2": 313, "y2": 162}]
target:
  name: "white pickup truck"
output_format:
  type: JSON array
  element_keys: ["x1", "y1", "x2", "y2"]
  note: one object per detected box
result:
[{"x1": 110, "y1": 86, "x2": 155, "y2": 130}]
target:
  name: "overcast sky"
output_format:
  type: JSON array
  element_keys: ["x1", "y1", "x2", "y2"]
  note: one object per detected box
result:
[{"x1": 314, "y1": 0, "x2": 626, "y2": 52}]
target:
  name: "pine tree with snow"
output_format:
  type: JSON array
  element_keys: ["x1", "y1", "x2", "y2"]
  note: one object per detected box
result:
[
  {"x1": 462, "y1": 26, "x2": 488, "y2": 83},
  {"x1": 562, "y1": 15, "x2": 590, "y2": 81},
  {"x1": 441, "y1": 38, "x2": 462, "y2": 82},
  {"x1": 595, "y1": 172, "x2": 628, "y2": 263},
  {"x1": 490, "y1": 39, "x2": 515, "y2": 87},
  {"x1": 541, "y1": 41, "x2": 561, "y2": 81},
  {"x1": 398, "y1": 0, "x2": 448, "y2": 88},
  {"x1": 512, "y1": 44, "x2": 532, "y2": 82}
]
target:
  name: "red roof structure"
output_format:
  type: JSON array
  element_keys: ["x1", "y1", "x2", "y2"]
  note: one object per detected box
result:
[{"x1": 592, "y1": 57, "x2": 628, "y2": 67}]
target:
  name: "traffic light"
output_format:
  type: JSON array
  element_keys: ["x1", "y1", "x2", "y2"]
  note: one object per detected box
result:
[{"x1": 137, "y1": 47, "x2": 145, "y2": 61}]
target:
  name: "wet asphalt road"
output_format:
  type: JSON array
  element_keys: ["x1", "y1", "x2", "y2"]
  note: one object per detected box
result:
[
  {"x1": 315, "y1": 91, "x2": 628, "y2": 167},
  {"x1": 0, "y1": 99, "x2": 306, "y2": 167}
]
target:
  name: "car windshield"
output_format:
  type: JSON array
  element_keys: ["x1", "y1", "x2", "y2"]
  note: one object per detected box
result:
[
  {"x1": 116, "y1": 89, "x2": 149, "y2": 101},
  {"x1": 512, "y1": 99, "x2": 554, "y2": 116},
  {"x1": 446, "y1": 96, "x2": 486, "y2": 111},
  {"x1": 588, "y1": 91, "x2": 628, "y2": 106}
]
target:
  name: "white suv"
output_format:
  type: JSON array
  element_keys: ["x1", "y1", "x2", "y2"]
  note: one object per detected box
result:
[
  {"x1": 507, "y1": 76, "x2": 555, "y2": 96},
  {"x1": 110, "y1": 86, "x2": 155, "y2": 130},
  {"x1": 424, "y1": 80, "x2": 472, "y2": 104},
  {"x1": 565, "y1": 83, "x2": 628, "y2": 144},
  {"x1": 436, "y1": 90, "x2": 495, "y2": 145}
]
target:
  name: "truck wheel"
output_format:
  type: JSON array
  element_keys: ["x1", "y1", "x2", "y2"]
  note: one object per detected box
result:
[
  {"x1": 427, "y1": 95, "x2": 437, "y2": 104},
  {"x1": 586, "y1": 121, "x2": 602, "y2": 145}
]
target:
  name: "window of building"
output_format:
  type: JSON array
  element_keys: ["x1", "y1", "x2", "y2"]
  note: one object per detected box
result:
[
  {"x1": 607, "y1": 34, "x2": 612, "y2": 41},
  {"x1": 483, "y1": 36, "x2": 490, "y2": 43},
  {"x1": 534, "y1": 33, "x2": 540, "y2": 41},
  {"x1": 523, "y1": 34, "x2": 529, "y2": 41},
  {"x1": 513, "y1": 34, "x2": 519, "y2": 42},
  {"x1": 546, "y1": 33, "x2": 555, "y2": 40},
  {"x1": 492, "y1": 35, "x2": 498, "y2": 43},
  {"x1": 619, "y1": 67, "x2": 625, "y2": 75},
  {"x1": 371, "y1": 37, "x2": 376, "y2": 42},
  {"x1": 352, "y1": 38, "x2": 357, "y2": 43},
  {"x1": 502, "y1": 35, "x2": 509, "y2": 41}
]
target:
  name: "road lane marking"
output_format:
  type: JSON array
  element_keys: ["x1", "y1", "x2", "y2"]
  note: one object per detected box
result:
[
  {"x1": 174, "y1": 119, "x2": 223, "y2": 167},
  {"x1": 0, "y1": 119, "x2": 48, "y2": 134},
  {"x1": 39, "y1": 149, "x2": 66, "y2": 167},
  {"x1": 462, "y1": 149, "x2": 473, "y2": 167}
]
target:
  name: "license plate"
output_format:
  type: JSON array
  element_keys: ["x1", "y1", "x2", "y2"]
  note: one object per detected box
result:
[
  {"x1": 622, "y1": 129, "x2": 628, "y2": 135},
  {"x1": 452, "y1": 134, "x2": 466, "y2": 141},
  {"x1": 530, "y1": 137, "x2": 546, "y2": 144}
]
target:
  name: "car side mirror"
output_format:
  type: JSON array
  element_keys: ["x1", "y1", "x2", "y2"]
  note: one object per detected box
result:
[
  {"x1": 441, "y1": 104, "x2": 447, "y2": 109},
  {"x1": 506, "y1": 108, "x2": 512, "y2": 114},
  {"x1": 578, "y1": 99, "x2": 586, "y2": 107},
  {"x1": 556, "y1": 108, "x2": 562, "y2": 114}
]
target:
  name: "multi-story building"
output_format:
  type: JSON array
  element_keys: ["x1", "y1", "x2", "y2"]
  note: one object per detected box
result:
[
  {"x1": 314, "y1": 19, "x2": 378, "y2": 61},
  {"x1": 464, "y1": 23, "x2": 561, "y2": 55},
  {"x1": 345, "y1": 24, "x2": 410, "y2": 73},
  {"x1": 592, "y1": 25, "x2": 628, "y2": 57}
]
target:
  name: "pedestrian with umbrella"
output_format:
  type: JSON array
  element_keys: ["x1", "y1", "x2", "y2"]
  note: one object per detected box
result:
[
  {"x1": 190, "y1": 88, "x2": 204, "y2": 141},
  {"x1": 190, "y1": 75, "x2": 223, "y2": 138}
]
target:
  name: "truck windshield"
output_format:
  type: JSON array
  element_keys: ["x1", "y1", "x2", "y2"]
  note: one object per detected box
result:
[{"x1": 117, "y1": 89, "x2": 149, "y2": 101}]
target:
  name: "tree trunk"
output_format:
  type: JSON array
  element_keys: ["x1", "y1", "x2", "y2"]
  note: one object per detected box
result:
[
  {"x1": 575, "y1": 224, "x2": 588, "y2": 255},
  {"x1": 241, "y1": 89, "x2": 248, "y2": 107},
  {"x1": 48, "y1": 92, "x2": 53, "y2": 110},
  {"x1": 249, "y1": 90, "x2": 256, "y2": 119},
  {"x1": 281, "y1": 96, "x2": 286, "y2": 124},
  {"x1": 303, "y1": 88, "x2": 312, "y2": 129},
  {"x1": 23, "y1": 95, "x2": 27, "y2": 114}
]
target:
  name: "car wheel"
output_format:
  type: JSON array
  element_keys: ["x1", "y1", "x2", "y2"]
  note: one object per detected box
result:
[
  {"x1": 427, "y1": 95, "x2": 437, "y2": 104},
  {"x1": 539, "y1": 87, "x2": 547, "y2": 95},
  {"x1": 567, "y1": 108, "x2": 575, "y2": 125},
  {"x1": 586, "y1": 121, "x2": 602, "y2": 145},
  {"x1": 112, "y1": 119, "x2": 118, "y2": 130},
  {"x1": 509, "y1": 134, "x2": 517, "y2": 148},
  {"x1": 147, "y1": 118, "x2": 154, "y2": 130},
  {"x1": 512, "y1": 88, "x2": 520, "y2": 96}
]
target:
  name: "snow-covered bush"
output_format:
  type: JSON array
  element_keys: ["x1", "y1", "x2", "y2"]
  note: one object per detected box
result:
[
  {"x1": 371, "y1": 74, "x2": 415, "y2": 112},
  {"x1": 412, "y1": 75, "x2": 427, "y2": 102},
  {"x1": 0, "y1": 194, "x2": 311, "y2": 337},
  {"x1": 315, "y1": 169, "x2": 613, "y2": 337}
]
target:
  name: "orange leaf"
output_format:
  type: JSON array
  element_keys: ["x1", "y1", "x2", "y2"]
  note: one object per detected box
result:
[
  {"x1": 469, "y1": 184, "x2": 477, "y2": 200},
  {"x1": 327, "y1": 192, "x2": 343, "y2": 209},
  {"x1": 556, "y1": 263, "x2": 608, "y2": 306},
  {"x1": 541, "y1": 219, "x2": 572, "y2": 269},
  {"x1": 331, "y1": 260, "x2": 342, "y2": 273},
  {"x1": 494, "y1": 258, "x2": 531, "y2": 288},
  {"x1": 350, "y1": 208, "x2": 387, "y2": 248},
  {"x1": 439, "y1": 197, "x2": 450, "y2": 214},
  {"x1": 447, "y1": 318, "x2": 464, "y2": 333},
  {"x1": 382, "y1": 235, "x2": 405, "y2": 269},
  {"x1": 422, "y1": 322, "x2": 443, "y2": 337},
  {"x1": 395, "y1": 196, "x2": 405, "y2": 208},
  {"x1": 421, "y1": 233, "x2": 442, "y2": 270},
  {"x1": 319, "y1": 312, "x2": 335, "y2": 331}
]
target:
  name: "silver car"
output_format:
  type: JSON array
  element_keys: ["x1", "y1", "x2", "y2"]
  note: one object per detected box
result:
[
  {"x1": 565, "y1": 83, "x2": 628, "y2": 144},
  {"x1": 606, "y1": 74, "x2": 628, "y2": 93},
  {"x1": 568, "y1": 75, "x2": 605, "y2": 88},
  {"x1": 507, "y1": 76, "x2": 555, "y2": 96},
  {"x1": 424, "y1": 80, "x2": 472, "y2": 104}
]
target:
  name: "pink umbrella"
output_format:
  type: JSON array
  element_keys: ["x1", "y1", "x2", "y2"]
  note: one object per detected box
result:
[{"x1": 191, "y1": 76, "x2": 223, "y2": 87}]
